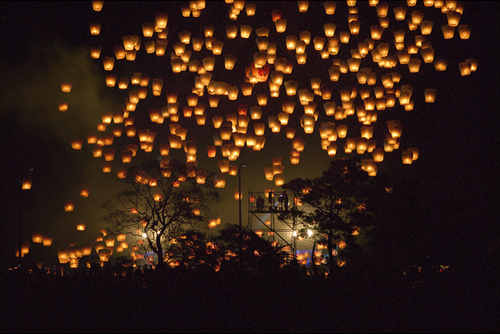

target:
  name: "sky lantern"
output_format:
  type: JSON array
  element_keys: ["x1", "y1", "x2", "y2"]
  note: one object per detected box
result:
[
  {"x1": 447, "y1": 11, "x2": 461, "y2": 27},
  {"x1": 264, "y1": 167, "x2": 274, "y2": 181},
  {"x1": 155, "y1": 12, "x2": 168, "y2": 29},
  {"x1": 92, "y1": 1, "x2": 103, "y2": 11},
  {"x1": 372, "y1": 147, "x2": 385, "y2": 162},
  {"x1": 21, "y1": 177, "x2": 32, "y2": 190},
  {"x1": 246, "y1": 62, "x2": 270, "y2": 83},
  {"x1": 89, "y1": 22, "x2": 101, "y2": 36},
  {"x1": 274, "y1": 173, "x2": 285, "y2": 186},
  {"x1": 61, "y1": 82, "x2": 72, "y2": 93},
  {"x1": 407, "y1": 147, "x2": 420, "y2": 161},
  {"x1": 58, "y1": 250, "x2": 69, "y2": 264},
  {"x1": 99, "y1": 248, "x2": 112, "y2": 262},
  {"x1": 402, "y1": 151, "x2": 414, "y2": 164},
  {"x1": 102, "y1": 57, "x2": 115, "y2": 71},
  {"x1": 458, "y1": 24, "x2": 471, "y2": 39},
  {"x1": 32, "y1": 234, "x2": 43, "y2": 244},
  {"x1": 64, "y1": 200, "x2": 74, "y2": 212},
  {"x1": 90, "y1": 45, "x2": 102, "y2": 59},
  {"x1": 441, "y1": 25, "x2": 455, "y2": 39},
  {"x1": 459, "y1": 61, "x2": 472, "y2": 76},
  {"x1": 58, "y1": 102, "x2": 69, "y2": 112},
  {"x1": 70, "y1": 138, "x2": 84, "y2": 150},
  {"x1": 425, "y1": 88, "x2": 437, "y2": 103},
  {"x1": 40, "y1": 236, "x2": 53, "y2": 247},
  {"x1": 80, "y1": 185, "x2": 89, "y2": 197},
  {"x1": 214, "y1": 174, "x2": 226, "y2": 188}
]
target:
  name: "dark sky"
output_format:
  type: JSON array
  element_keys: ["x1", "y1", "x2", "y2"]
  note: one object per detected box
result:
[{"x1": 1, "y1": 1, "x2": 499, "y2": 268}]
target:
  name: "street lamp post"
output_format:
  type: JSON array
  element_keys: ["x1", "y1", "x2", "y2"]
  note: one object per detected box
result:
[{"x1": 238, "y1": 162, "x2": 247, "y2": 230}]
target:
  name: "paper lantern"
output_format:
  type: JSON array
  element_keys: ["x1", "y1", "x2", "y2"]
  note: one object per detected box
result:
[
  {"x1": 447, "y1": 11, "x2": 461, "y2": 27},
  {"x1": 458, "y1": 24, "x2": 471, "y2": 39},
  {"x1": 297, "y1": 1, "x2": 309, "y2": 12},
  {"x1": 102, "y1": 162, "x2": 112, "y2": 173},
  {"x1": 421, "y1": 48, "x2": 435, "y2": 63},
  {"x1": 102, "y1": 56, "x2": 115, "y2": 71},
  {"x1": 274, "y1": 173, "x2": 285, "y2": 186},
  {"x1": 292, "y1": 137, "x2": 305, "y2": 152},
  {"x1": 64, "y1": 200, "x2": 74, "y2": 212},
  {"x1": 407, "y1": 147, "x2": 420, "y2": 161},
  {"x1": 402, "y1": 151, "x2": 413, "y2": 164},
  {"x1": 459, "y1": 61, "x2": 471, "y2": 76},
  {"x1": 424, "y1": 88, "x2": 437, "y2": 103},
  {"x1": 336, "y1": 124, "x2": 348, "y2": 138},
  {"x1": 21, "y1": 176, "x2": 32, "y2": 190},
  {"x1": 92, "y1": 1, "x2": 103, "y2": 11}
]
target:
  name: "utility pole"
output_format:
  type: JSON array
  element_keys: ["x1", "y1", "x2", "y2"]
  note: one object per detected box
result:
[{"x1": 238, "y1": 162, "x2": 247, "y2": 230}]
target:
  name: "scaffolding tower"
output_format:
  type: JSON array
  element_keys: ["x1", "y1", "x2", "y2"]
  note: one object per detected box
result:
[{"x1": 246, "y1": 190, "x2": 304, "y2": 259}]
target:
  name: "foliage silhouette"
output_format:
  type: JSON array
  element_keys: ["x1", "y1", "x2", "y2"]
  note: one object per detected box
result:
[
  {"x1": 278, "y1": 157, "x2": 376, "y2": 276},
  {"x1": 100, "y1": 158, "x2": 220, "y2": 270}
]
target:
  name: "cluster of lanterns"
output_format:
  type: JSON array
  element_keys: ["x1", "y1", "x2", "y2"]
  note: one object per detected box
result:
[
  {"x1": 63, "y1": 0, "x2": 477, "y2": 182},
  {"x1": 47, "y1": 0, "x2": 479, "y2": 264}
]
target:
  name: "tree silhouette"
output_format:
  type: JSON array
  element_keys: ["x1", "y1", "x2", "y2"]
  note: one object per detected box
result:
[
  {"x1": 279, "y1": 158, "x2": 375, "y2": 276},
  {"x1": 209, "y1": 224, "x2": 288, "y2": 275},
  {"x1": 100, "y1": 158, "x2": 220, "y2": 270}
]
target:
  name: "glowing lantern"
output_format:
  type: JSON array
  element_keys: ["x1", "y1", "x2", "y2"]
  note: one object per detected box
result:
[
  {"x1": 99, "y1": 248, "x2": 112, "y2": 262},
  {"x1": 441, "y1": 25, "x2": 455, "y2": 39},
  {"x1": 407, "y1": 147, "x2": 420, "y2": 161},
  {"x1": 393, "y1": 6, "x2": 407, "y2": 20},
  {"x1": 408, "y1": 59, "x2": 421, "y2": 73},
  {"x1": 362, "y1": 159, "x2": 377, "y2": 176},
  {"x1": 420, "y1": 20, "x2": 434, "y2": 35},
  {"x1": 41, "y1": 236, "x2": 53, "y2": 247},
  {"x1": 274, "y1": 173, "x2": 285, "y2": 186},
  {"x1": 61, "y1": 82, "x2": 72, "y2": 93},
  {"x1": 102, "y1": 162, "x2": 112, "y2": 173},
  {"x1": 421, "y1": 48, "x2": 435, "y2": 63},
  {"x1": 372, "y1": 147, "x2": 385, "y2": 162},
  {"x1": 297, "y1": 1, "x2": 309, "y2": 12},
  {"x1": 155, "y1": 12, "x2": 168, "y2": 29},
  {"x1": 370, "y1": 25, "x2": 384, "y2": 40},
  {"x1": 214, "y1": 174, "x2": 226, "y2": 188},
  {"x1": 21, "y1": 177, "x2": 32, "y2": 190},
  {"x1": 92, "y1": 1, "x2": 103, "y2": 11},
  {"x1": 103, "y1": 57, "x2": 115, "y2": 71},
  {"x1": 78, "y1": 185, "x2": 89, "y2": 198},
  {"x1": 64, "y1": 200, "x2": 74, "y2": 212},
  {"x1": 32, "y1": 234, "x2": 43, "y2": 243},
  {"x1": 459, "y1": 61, "x2": 472, "y2": 76},
  {"x1": 402, "y1": 151, "x2": 413, "y2": 164},
  {"x1": 76, "y1": 223, "x2": 86, "y2": 231},
  {"x1": 58, "y1": 250, "x2": 69, "y2": 264},
  {"x1": 264, "y1": 167, "x2": 274, "y2": 181},
  {"x1": 447, "y1": 11, "x2": 461, "y2": 27},
  {"x1": 246, "y1": 62, "x2": 270, "y2": 83},
  {"x1": 90, "y1": 45, "x2": 102, "y2": 59},
  {"x1": 336, "y1": 124, "x2": 348, "y2": 138},
  {"x1": 458, "y1": 25, "x2": 471, "y2": 39},
  {"x1": 424, "y1": 88, "x2": 437, "y2": 103}
]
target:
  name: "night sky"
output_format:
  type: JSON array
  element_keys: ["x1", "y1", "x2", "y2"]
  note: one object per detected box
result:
[{"x1": 1, "y1": 1, "x2": 499, "y2": 269}]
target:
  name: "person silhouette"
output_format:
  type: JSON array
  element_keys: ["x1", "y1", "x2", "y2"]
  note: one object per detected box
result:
[{"x1": 256, "y1": 196, "x2": 264, "y2": 211}]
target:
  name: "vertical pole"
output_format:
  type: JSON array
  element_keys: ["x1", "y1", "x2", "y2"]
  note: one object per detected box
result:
[{"x1": 238, "y1": 163, "x2": 247, "y2": 230}]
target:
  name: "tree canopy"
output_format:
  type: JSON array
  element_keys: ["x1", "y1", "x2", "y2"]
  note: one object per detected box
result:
[
  {"x1": 279, "y1": 157, "x2": 375, "y2": 275},
  {"x1": 100, "y1": 157, "x2": 221, "y2": 270}
]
